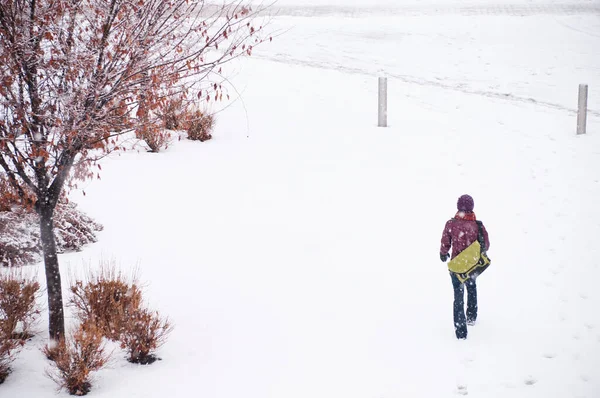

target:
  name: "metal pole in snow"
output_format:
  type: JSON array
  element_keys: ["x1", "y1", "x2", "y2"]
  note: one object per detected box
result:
[
  {"x1": 577, "y1": 84, "x2": 588, "y2": 135},
  {"x1": 378, "y1": 77, "x2": 388, "y2": 127}
]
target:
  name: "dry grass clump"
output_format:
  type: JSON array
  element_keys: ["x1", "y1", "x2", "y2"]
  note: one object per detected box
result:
[
  {"x1": 68, "y1": 266, "x2": 142, "y2": 341},
  {"x1": 0, "y1": 269, "x2": 41, "y2": 384},
  {"x1": 68, "y1": 262, "x2": 173, "y2": 365},
  {"x1": 43, "y1": 322, "x2": 109, "y2": 396}
]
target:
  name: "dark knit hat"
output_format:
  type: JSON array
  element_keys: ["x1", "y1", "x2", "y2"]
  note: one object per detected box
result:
[{"x1": 457, "y1": 194, "x2": 474, "y2": 212}]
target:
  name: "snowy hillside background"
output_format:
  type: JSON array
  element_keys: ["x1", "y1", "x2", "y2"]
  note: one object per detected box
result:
[{"x1": 4, "y1": 1, "x2": 600, "y2": 397}]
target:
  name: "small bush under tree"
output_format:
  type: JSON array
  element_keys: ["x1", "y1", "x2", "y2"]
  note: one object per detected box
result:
[
  {"x1": 69, "y1": 266, "x2": 142, "y2": 341},
  {"x1": 136, "y1": 124, "x2": 173, "y2": 153},
  {"x1": 119, "y1": 307, "x2": 173, "y2": 364},
  {"x1": 0, "y1": 270, "x2": 41, "y2": 339},
  {"x1": 0, "y1": 330, "x2": 23, "y2": 384},
  {"x1": 69, "y1": 263, "x2": 173, "y2": 365},
  {"x1": 0, "y1": 270, "x2": 40, "y2": 383},
  {"x1": 158, "y1": 98, "x2": 215, "y2": 142},
  {"x1": 44, "y1": 323, "x2": 109, "y2": 396},
  {"x1": 159, "y1": 96, "x2": 186, "y2": 130},
  {"x1": 185, "y1": 110, "x2": 215, "y2": 142}
]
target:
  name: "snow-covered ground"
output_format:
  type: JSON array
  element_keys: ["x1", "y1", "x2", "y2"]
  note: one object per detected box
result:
[
  {"x1": 256, "y1": 0, "x2": 600, "y2": 17},
  {"x1": 4, "y1": 2, "x2": 600, "y2": 397}
]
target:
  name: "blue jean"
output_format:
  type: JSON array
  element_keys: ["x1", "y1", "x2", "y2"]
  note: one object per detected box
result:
[{"x1": 450, "y1": 272, "x2": 477, "y2": 339}]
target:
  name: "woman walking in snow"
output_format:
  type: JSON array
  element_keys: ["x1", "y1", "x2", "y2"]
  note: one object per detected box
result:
[{"x1": 440, "y1": 194, "x2": 490, "y2": 340}]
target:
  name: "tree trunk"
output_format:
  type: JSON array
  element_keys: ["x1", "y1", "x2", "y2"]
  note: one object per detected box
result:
[{"x1": 39, "y1": 203, "x2": 65, "y2": 342}]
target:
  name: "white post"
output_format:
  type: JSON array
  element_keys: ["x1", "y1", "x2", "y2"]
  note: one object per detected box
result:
[
  {"x1": 378, "y1": 77, "x2": 388, "y2": 127},
  {"x1": 577, "y1": 84, "x2": 588, "y2": 135}
]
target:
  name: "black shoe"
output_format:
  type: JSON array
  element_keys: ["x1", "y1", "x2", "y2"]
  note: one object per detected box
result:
[{"x1": 467, "y1": 319, "x2": 476, "y2": 326}]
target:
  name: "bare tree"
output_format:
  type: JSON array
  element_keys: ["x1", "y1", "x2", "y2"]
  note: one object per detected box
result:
[{"x1": 0, "y1": 0, "x2": 271, "y2": 342}]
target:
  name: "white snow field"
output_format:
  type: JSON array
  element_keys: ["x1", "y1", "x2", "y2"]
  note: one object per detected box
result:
[{"x1": 4, "y1": 2, "x2": 600, "y2": 398}]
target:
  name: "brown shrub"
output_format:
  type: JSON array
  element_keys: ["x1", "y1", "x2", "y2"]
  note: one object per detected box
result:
[
  {"x1": 43, "y1": 323, "x2": 109, "y2": 396},
  {"x1": 155, "y1": 97, "x2": 214, "y2": 142},
  {"x1": 0, "y1": 270, "x2": 38, "y2": 384},
  {"x1": 0, "y1": 270, "x2": 41, "y2": 339},
  {"x1": 119, "y1": 307, "x2": 173, "y2": 364},
  {"x1": 136, "y1": 124, "x2": 172, "y2": 153},
  {"x1": 0, "y1": 334, "x2": 23, "y2": 384},
  {"x1": 69, "y1": 267, "x2": 142, "y2": 341},
  {"x1": 185, "y1": 110, "x2": 214, "y2": 142},
  {"x1": 68, "y1": 264, "x2": 173, "y2": 365},
  {"x1": 159, "y1": 96, "x2": 186, "y2": 130}
]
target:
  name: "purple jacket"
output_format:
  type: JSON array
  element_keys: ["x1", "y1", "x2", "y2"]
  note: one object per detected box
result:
[{"x1": 440, "y1": 218, "x2": 490, "y2": 259}]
